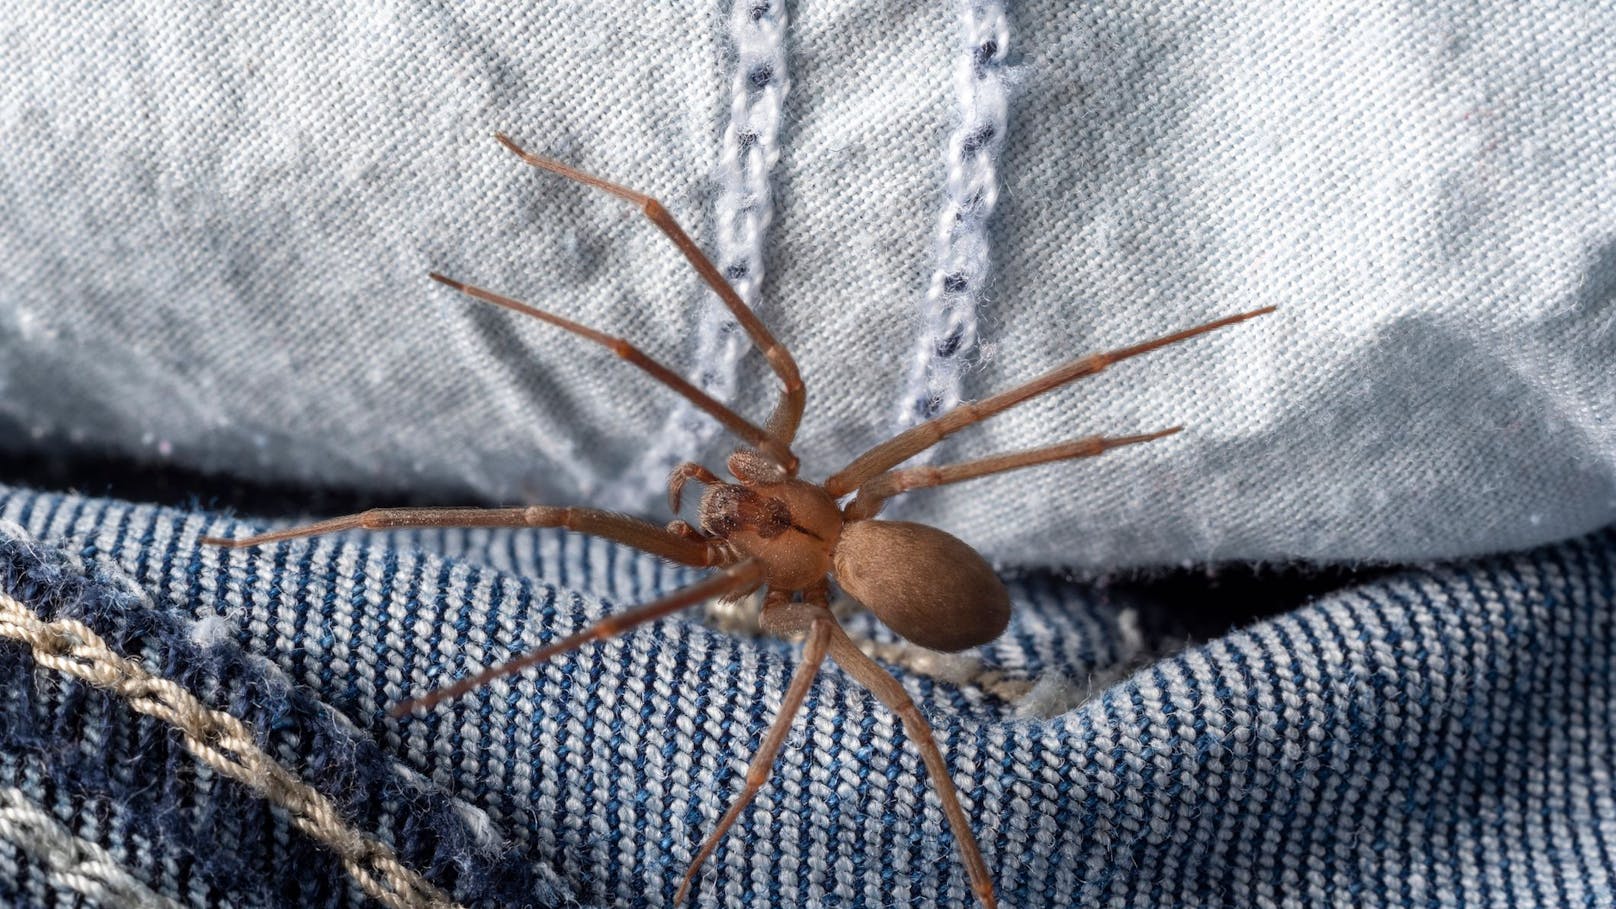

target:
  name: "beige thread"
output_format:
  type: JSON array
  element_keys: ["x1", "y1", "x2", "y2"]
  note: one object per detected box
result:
[
  {"x1": 0, "y1": 591, "x2": 460, "y2": 909},
  {"x1": 0, "y1": 784, "x2": 186, "y2": 909}
]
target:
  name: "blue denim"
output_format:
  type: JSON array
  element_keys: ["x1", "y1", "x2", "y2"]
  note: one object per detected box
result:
[{"x1": 2, "y1": 481, "x2": 1614, "y2": 907}]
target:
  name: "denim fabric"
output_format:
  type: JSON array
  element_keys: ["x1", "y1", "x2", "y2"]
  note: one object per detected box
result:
[
  {"x1": 2, "y1": 481, "x2": 1614, "y2": 907},
  {"x1": 3, "y1": 2, "x2": 1614, "y2": 570}
]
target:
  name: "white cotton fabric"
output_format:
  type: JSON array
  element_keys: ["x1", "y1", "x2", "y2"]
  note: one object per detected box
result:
[{"x1": 1, "y1": 1, "x2": 1613, "y2": 570}]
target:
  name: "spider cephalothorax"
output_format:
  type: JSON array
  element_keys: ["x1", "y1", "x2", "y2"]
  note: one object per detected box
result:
[
  {"x1": 205, "y1": 133, "x2": 1272, "y2": 907},
  {"x1": 688, "y1": 454, "x2": 1013, "y2": 652}
]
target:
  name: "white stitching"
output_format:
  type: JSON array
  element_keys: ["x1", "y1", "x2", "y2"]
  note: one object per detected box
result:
[
  {"x1": 626, "y1": 0, "x2": 792, "y2": 503},
  {"x1": 898, "y1": 2, "x2": 1013, "y2": 438}
]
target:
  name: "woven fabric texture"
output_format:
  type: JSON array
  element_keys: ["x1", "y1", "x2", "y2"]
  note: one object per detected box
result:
[
  {"x1": 2, "y1": 2, "x2": 1613, "y2": 570},
  {"x1": 2, "y1": 484, "x2": 1614, "y2": 907}
]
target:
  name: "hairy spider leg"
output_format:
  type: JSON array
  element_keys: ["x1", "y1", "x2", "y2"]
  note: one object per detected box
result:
[
  {"x1": 390, "y1": 560, "x2": 764, "y2": 716},
  {"x1": 842, "y1": 427, "x2": 1182, "y2": 520},
  {"x1": 788, "y1": 593, "x2": 999, "y2": 909},
  {"x1": 495, "y1": 133, "x2": 807, "y2": 456},
  {"x1": 668, "y1": 462, "x2": 724, "y2": 513},
  {"x1": 428, "y1": 272, "x2": 794, "y2": 472},
  {"x1": 676, "y1": 601, "x2": 835, "y2": 904},
  {"x1": 676, "y1": 594, "x2": 996, "y2": 907},
  {"x1": 202, "y1": 505, "x2": 723, "y2": 566},
  {"x1": 826, "y1": 306, "x2": 1276, "y2": 497}
]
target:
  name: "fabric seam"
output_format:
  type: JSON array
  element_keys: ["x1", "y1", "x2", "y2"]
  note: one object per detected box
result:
[
  {"x1": 625, "y1": 0, "x2": 792, "y2": 504},
  {"x1": 0, "y1": 784, "x2": 187, "y2": 909},
  {"x1": 0, "y1": 589, "x2": 461, "y2": 909},
  {"x1": 897, "y1": 2, "x2": 1013, "y2": 440}
]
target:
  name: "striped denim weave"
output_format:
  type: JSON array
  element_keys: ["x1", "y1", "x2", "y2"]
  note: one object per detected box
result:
[{"x1": 1, "y1": 481, "x2": 1614, "y2": 907}]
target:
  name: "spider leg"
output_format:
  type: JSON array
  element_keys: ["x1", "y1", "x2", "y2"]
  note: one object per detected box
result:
[
  {"x1": 391, "y1": 560, "x2": 763, "y2": 716},
  {"x1": 202, "y1": 506, "x2": 722, "y2": 567},
  {"x1": 843, "y1": 427, "x2": 1181, "y2": 520},
  {"x1": 429, "y1": 272, "x2": 794, "y2": 472},
  {"x1": 668, "y1": 462, "x2": 723, "y2": 513},
  {"x1": 665, "y1": 520, "x2": 707, "y2": 543},
  {"x1": 494, "y1": 133, "x2": 807, "y2": 457},
  {"x1": 676, "y1": 598, "x2": 833, "y2": 904},
  {"x1": 813, "y1": 596, "x2": 997, "y2": 909},
  {"x1": 825, "y1": 306, "x2": 1274, "y2": 496}
]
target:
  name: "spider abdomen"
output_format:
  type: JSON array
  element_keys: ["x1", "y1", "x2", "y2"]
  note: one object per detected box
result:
[{"x1": 832, "y1": 520, "x2": 1010, "y2": 652}]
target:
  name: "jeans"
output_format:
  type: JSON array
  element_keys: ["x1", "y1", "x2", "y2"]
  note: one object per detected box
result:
[{"x1": 2, "y1": 482, "x2": 1613, "y2": 907}]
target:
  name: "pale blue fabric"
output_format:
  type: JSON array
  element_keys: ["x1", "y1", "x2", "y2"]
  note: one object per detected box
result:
[{"x1": 1, "y1": 2, "x2": 1612, "y2": 569}]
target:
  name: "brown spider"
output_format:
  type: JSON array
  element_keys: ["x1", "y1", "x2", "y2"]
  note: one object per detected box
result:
[{"x1": 204, "y1": 133, "x2": 1273, "y2": 907}]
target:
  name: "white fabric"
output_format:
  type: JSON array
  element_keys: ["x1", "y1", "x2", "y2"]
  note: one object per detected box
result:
[{"x1": 1, "y1": 1, "x2": 1613, "y2": 569}]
